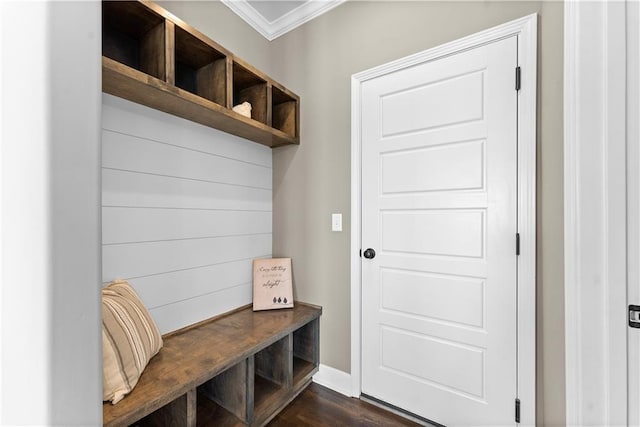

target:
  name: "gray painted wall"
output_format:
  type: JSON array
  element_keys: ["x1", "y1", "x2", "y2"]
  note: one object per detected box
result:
[
  {"x1": 102, "y1": 95, "x2": 272, "y2": 334},
  {"x1": 160, "y1": 1, "x2": 565, "y2": 424},
  {"x1": 0, "y1": 1, "x2": 564, "y2": 424},
  {"x1": 1, "y1": 1, "x2": 102, "y2": 424},
  {"x1": 268, "y1": 2, "x2": 565, "y2": 425}
]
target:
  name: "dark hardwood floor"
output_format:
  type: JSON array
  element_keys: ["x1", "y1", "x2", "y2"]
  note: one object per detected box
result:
[{"x1": 267, "y1": 383, "x2": 422, "y2": 427}]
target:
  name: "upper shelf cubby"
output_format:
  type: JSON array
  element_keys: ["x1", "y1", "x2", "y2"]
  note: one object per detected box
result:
[
  {"x1": 102, "y1": 1, "x2": 166, "y2": 80},
  {"x1": 174, "y1": 26, "x2": 228, "y2": 108},
  {"x1": 101, "y1": 0, "x2": 300, "y2": 148},
  {"x1": 272, "y1": 85, "x2": 299, "y2": 138},
  {"x1": 233, "y1": 60, "x2": 268, "y2": 125}
]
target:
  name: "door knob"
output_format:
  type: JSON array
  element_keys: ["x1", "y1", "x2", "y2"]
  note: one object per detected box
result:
[{"x1": 363, "y1": 248, "x2": 376, "y2": 259}]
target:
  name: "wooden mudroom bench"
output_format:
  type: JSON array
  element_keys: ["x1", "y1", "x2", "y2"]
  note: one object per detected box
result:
[{"x1": 103, "y1": 303, "x2": 321, "y2": 427}]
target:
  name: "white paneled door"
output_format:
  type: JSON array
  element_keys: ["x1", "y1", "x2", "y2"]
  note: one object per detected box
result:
[{"x1": 361, "y1": 36, "x2": 518, "y2": 426}]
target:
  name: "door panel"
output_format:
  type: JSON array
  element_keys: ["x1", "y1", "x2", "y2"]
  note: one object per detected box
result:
[
  {"x1": 361, "y1": 36, "x2": 518, "y2": 426},
  {"x1": 381, "y1": 326, "x2": 485, "y2": 398},
  {"x1": 381, "y1": 140, "x2": 485, "y2": 193},
  {"x1": 382, "y1": 210, "x2": 485, "y2": 257},
  {"x1": 380, "y1": 70, "x2": 485, "y2": 137},
  {"x1": 381, "y1": 268, "x2": 484, "y2": 327}
]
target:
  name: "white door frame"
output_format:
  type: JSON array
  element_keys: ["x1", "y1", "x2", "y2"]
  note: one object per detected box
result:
[
  {"x1": 563, "y1": 1, "x2": 628, "y2": 426},
  {"x1": 350, "y1": 14, "x2": 538, "y2": 425}
]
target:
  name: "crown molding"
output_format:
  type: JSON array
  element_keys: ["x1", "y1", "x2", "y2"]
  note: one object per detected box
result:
[{"x1": 221, "y1": 0, "x2": 346, "y2": 41}]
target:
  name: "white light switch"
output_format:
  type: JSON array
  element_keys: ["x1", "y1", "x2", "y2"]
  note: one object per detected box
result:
[{"x1": 332, "y1": 213, "x2": 342, "y2": 232}]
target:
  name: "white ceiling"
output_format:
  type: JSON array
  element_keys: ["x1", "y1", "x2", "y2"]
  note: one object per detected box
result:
[{"x1": 221, "y1": 0, "x2": 346, "y2": 41}]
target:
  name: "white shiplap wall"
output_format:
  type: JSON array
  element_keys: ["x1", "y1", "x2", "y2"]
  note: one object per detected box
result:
[{"x1": 102, "y1": 94, "x2": 272, "y2": 334}]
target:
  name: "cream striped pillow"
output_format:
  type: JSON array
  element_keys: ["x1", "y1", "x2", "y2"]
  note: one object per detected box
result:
[{"x1": 102, "y1": 279, "x2": 163, "y2": 404}]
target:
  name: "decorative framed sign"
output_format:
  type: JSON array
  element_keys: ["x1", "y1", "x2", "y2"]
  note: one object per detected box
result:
[{"x1": 252, "y1": 258, "x2": 294, "y2": 311}]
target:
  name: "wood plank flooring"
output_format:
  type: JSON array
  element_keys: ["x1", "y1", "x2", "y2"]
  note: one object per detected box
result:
[{"x1": 267, "y1": 383, "x2": 422, "y2": 427}]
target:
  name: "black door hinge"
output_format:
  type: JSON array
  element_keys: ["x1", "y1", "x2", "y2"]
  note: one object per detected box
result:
[
  {"x1": 516, "y1": 233, "x2": 520, "y2": 256},
  {"x1": 516, "y1": 66, "x2": 521, "y2": 91},
  {"x1": 630, "y1": 305, "x2": 640, "y2": 328},
  {"x1": 515, "y1": 398, "x2": 521, "y2": 423},
  {"x1": 359, "y1": 249, "x2": 362, "y2": 258}
]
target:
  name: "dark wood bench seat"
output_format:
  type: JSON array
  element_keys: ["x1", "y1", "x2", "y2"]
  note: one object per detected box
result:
[{"x1": 103, "y1": 302, "x2": 322, "y2": 427}]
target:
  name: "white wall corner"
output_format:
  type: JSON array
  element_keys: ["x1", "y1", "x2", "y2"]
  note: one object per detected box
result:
[
  {"x1": 564, "y1": 1, "x2": 628, "y2": 426},
  {"x1": 1, "y1": 2, "x2": 102, "y2": 425},
  {"x1": 2, "y1": 3, "x2": 55, "y2": 424},
  {"x1": 0, "y1": 1, "x2": 5, "y2": 420},
  {"x1": 563, "y1": 4, "x2": 581, "y2": 425},
  {"x1": 313, "y1": 364, "x2": 354, "y2": 397}
]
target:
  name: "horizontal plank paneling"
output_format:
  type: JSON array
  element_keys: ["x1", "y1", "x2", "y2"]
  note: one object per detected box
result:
[
  {"x1": 102, "y1": 95, "x2": 272, "y2": 333},
  {"x1": 103, "y1": 130, "x2": 272, "y2": 189},
  {"x1": 124, "y1": 258, "x2": 257, "y2": 309},
  {"x1": 103, "y1": 207, "x2": 271, "y2": 244},
  {"x1": 103, "y1": 93, "x2": 272, "y2": 168},
  {"x1": 103, "y1": 231, "x2": 271, "y2": 281},
  {"x1": 103, "y1": 168, "x2": 271, "y2": 211},
  {"x1": 150, "y1": 283, "x2": 253, "y2": 334}
]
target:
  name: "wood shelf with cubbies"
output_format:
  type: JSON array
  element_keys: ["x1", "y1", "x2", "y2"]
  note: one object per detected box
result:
[
  {"x1": 103, "y1": 303, "x2": 321, "y2": 427},
  {"x1": 102, "y1": 0, "x2": 300, "y2": 148}
]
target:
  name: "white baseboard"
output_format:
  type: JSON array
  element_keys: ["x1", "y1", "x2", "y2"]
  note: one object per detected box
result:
[{"x1": 312, "y1": 364, "x2": 354, "y2": 397}]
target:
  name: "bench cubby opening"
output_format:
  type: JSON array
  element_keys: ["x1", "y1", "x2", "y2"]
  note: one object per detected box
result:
[
  {"x1": 133, "y1": 389, "x2": 196, "y2": 427},
  {"x1": 252, "y1": 336, "x2": 291, "y2": 425},
  {"x1": 198, "y1": 358, "x2": 251, "y2": 424},
  {"x1": 293, "y1": 317, "x2": 319, "y2": 388},
  {"x1": 196, "y1": 390, "x2": 243, "y2": 427}
]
